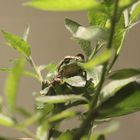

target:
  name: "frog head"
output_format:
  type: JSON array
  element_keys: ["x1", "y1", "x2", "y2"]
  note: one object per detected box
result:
[{"x1": 57, "y1": 54, "x2": 86, "y2": 78}]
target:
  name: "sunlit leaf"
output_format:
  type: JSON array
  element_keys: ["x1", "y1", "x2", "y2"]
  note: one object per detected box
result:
[
  {"x1": 130, "y1": 1, "x2": 140, "y2": 23},
  {"x1": 119, "y1": 0, "x2": 138, "y2": 10},
  {"x1": 108, "y1": 68, "x2": 140, "y2": 79},
  {"x1": 5, "y1": 58, "x2": 25, "y2": 112},
  {"x1": 99, "y1": 77, "x2": 137, "y2": 104},
  {"x1": 36, "y1": 95, "x2": 88, "y2": 104},
  {"x1": 65, "y1": 18, "x2": 109, "y2": 41},
  {"x1": 0, "y1": 114, "x2": 14, "y2": 127},
  {"x1": 98, "y1": 79, "x2": 140, "y2": 118},
  {"x1": 2, "y1": 30, "x2": 31, "y2": 58},
  {"x1": 113, "y1": 13, "x2": 125, "y2": 52},
  {"x1": 80, "y1": 49, "x2": 112, "y2": 70},
  {"x1": 25, "y1": 0, "x2": 102, "y2": 11},
  {"x1": 88, "y1": 9, "x2": 109, "y2": 28}
]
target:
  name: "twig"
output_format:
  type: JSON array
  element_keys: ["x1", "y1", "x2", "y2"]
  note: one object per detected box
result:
[{"x1": 73, "y1": 0, "x2": 120, "y2": 139}]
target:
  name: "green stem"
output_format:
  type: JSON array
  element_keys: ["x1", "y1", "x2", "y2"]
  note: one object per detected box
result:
[
  {"x1": 73, "y1": 0, "x2": 119, "y2": 139},
  {"x1": 28, "y1": 56, "x2": 43, "y2": 82}
]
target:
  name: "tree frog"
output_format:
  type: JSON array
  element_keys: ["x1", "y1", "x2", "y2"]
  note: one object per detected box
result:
[
  {"x1": 41, "y1": 54, "x2": 88, "y2": 95},
  {"x1": 57, "y1": 53, "x2": 86, "y2": 79}
]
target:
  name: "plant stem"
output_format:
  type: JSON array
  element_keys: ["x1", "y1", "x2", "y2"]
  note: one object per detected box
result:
[
  {"x1": 28, "y1": 56, "x2": 43, "y2": 82},
  {"x1": 73, "y1": 0, "x2": 119, "y2": 139}
]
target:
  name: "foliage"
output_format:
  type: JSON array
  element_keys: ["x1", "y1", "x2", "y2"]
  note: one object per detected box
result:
[{"x1": 0, "y1": 0, "x2": 140, "y2": 140}]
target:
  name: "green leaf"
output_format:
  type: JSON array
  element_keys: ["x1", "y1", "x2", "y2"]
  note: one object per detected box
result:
[
  {"x1": 5, "y1": 58, "x2": 25, "y2": 112},
  {"x1": 98, "y1": 80, "x2": 140, "y2": 118},
  {"x1": 65, "y1": 18, "x2": 109, "y2": 41},
  {"x1": 80, "y1": 49, "x2": 112, "y2": 70},
  {"x1": 43, "y1": 63, "x2": 57, "y2": 81},
  {"x1": 65, "y1": 18, "x2": 93, "y2": 57},
  {"x1": 48, "y1": 110, "x2": 76, "y2": 123},
  {"x1": 0, "y1": 114, "x2": 14, "y2": 127},
  {"x1": 99, "y1": 77, "x2": 137, "y2": 104},
  {"x1": 119, "y1": 0, "x2": 139, "y2": 10},
  {"x1": 58, "y1": 131, "x2": 73, "y2": 140},
  {"x1": 2, "y1": 30, "x2": 31, "y2": 58},
  {"x1": 113, "y1": 13, "x2": 125, "y2": 52},
  {"x1": 130, "y1": 1, "x2": 140, "y2": 23},
  {"x1": 108, "y1": 68, "x2": 140, "y2": 80},
  {"x1": 87, "y1": 65, "x2": 103, "y2": 87},
  {"x1": 64, "y1": 76, "x2": 86, "y2": 87},
  {"x1": 36, "y1": 95, "x2": 88, "y2": 104},
  {"x1": 88, "y1": 9, "x2": 109, "y2": 28},
  {"x1": 25, "y1": 0, "x2": 102, "y2": 11},
  {"x1": 79, "y1": 40, "x2": 93, "y2": 58}
]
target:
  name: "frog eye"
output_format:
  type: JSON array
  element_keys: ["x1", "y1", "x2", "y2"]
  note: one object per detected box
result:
[
  {"x1": 76, "y1": 53, "x2": 84, "y2": 60},
  {"x1": 63, "y1": 58, "x2": 71, "y2": 64}
]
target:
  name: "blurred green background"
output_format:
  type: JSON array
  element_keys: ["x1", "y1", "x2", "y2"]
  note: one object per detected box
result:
[{"x1": 0, "y1": 0, "x2": 140, "y2": 139}]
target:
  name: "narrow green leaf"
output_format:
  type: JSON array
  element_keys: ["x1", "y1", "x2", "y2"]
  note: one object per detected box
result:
[
  {"x1": 108, "y1": 68, "x2": 140, "y2": 79},
  {"x1": 25, "y1": 0, "x2": 102, "y2": 11},
  {"x1": 2, "y1": 30, "x2": 31, "y2": 58},
  {"x1": 0, "y1": 114, "x2": 14, "y2": 127},
  {"x1": 5, "y1": 58, "x2": 25, "y2": 112},
  {"x1": 48, "y1": 110, "x2": 76, "y2": 123},
  {"x1": 36, "y1": 95, "x2": 88, "y2": 104},
  {"x1": 98, "y1": 80, "x2": 140, "y2": 118},
  {"x1": 80, "y1": 49, "x2": 112, "y2": 70},
  {"x1": 113, "y1": 13, "x2": 125, "y2": 52},
  {"x1": 130, "y1": 1, "x2": 140, "y2": 23}
]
